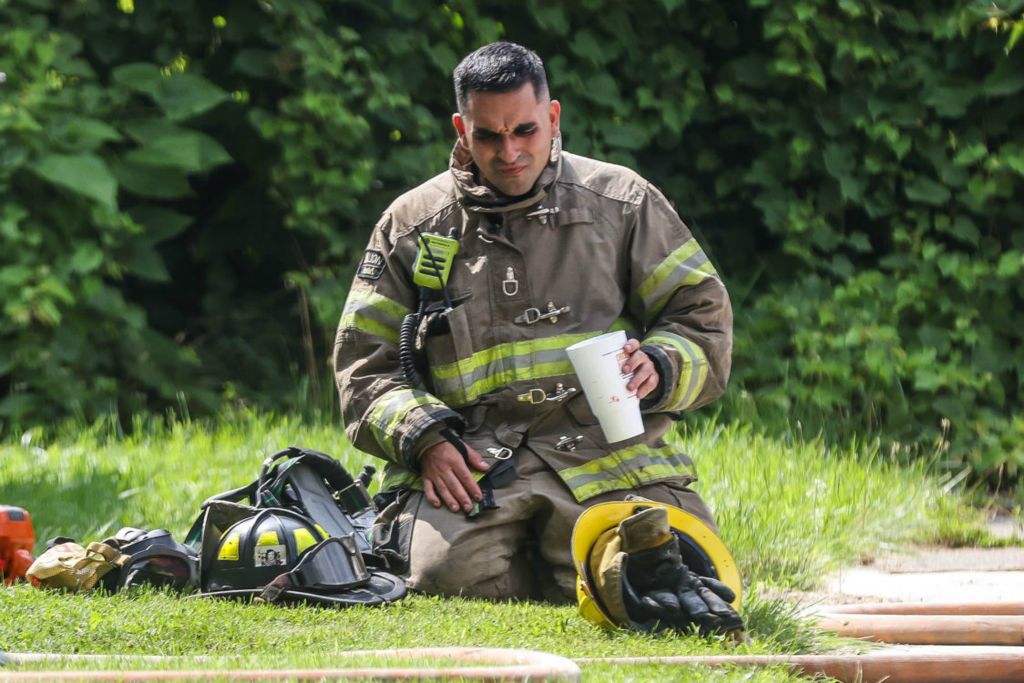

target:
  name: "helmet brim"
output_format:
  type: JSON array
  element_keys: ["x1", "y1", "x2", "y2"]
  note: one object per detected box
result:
[
  {"x1": 571, "y1": 500, "x2": 742, "y2": 628},
  {"x1": 197, "y1": 570, "x2": 407, "y2": 607}
]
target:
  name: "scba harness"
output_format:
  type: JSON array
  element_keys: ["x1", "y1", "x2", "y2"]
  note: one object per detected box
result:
[
  {"x1": 186, "y1": 446, "x2": 406, "y2": 607},
  {"x1": 186, "y1": 446, "x2": 378, "y2": 557}
]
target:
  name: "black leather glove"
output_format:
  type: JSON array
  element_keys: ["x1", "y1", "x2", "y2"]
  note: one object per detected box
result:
[{"x1": 621, "y1": 521, "x2": 745, "y2": 636}]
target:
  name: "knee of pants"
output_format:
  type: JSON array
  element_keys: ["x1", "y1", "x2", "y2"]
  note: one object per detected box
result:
[{"x1": 405, "y1": 514, "x2": 532, "y2": 600}]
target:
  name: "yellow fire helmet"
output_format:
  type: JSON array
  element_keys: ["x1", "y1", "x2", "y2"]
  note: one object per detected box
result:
[{"x1": 571, "y1": 499, "x2": 742, "y2": 629}]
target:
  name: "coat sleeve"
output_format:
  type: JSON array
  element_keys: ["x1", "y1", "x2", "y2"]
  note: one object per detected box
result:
[
  {"x1": 626, "y1": 182, "x2": 733, "y2": 414},
  {"x1": 333, "y1": 214, "x2": 464, "y2": 471}
]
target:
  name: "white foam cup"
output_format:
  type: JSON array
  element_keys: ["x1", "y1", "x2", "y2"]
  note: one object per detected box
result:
[{"x1": 565, "y1": 330, "x2": 645, "y2": 443}]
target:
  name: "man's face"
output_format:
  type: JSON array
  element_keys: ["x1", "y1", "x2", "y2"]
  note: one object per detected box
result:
[{"x1": 452, "y1": 83, "x2": 561, "y2": 197}]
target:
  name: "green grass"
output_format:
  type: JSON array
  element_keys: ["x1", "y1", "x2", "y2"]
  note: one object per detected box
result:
[{"x1": 0, "y1": 409, "x2": 982, "y2": 681}]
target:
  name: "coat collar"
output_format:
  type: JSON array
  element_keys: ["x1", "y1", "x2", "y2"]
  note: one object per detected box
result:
[{"x1": 448, "y1": 140, "x2": 562, "y2": 214}]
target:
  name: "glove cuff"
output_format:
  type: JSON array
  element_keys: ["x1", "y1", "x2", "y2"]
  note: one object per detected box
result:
[{"x1": 617, "y1": 506, "x2": 672, "y2": 553}]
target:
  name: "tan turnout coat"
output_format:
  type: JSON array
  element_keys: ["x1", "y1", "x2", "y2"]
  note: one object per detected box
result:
[{"x1": 334, "y1": 145, "x2": 732, "y2": 501}]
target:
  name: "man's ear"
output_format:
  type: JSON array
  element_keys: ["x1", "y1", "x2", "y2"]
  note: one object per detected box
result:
[
  {"x1": 549, "y1": 99, "x2": 561, "y2": 137},
  {"x1": 452, "y1": 113, "x2": 467, "y2": 145}
]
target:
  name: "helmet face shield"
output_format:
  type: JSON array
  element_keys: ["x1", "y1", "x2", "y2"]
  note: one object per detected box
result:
[{"x1": 289, "y1": 536, "x2": 369, "y2": 591}]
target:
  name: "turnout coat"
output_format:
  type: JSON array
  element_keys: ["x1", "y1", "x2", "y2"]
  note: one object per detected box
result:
[{"x1": 334, "y1": 144, "x2": 732, "y2": 501}]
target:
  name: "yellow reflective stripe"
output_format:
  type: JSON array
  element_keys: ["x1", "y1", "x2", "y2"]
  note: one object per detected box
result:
[
  {"x1": 347, "y1": 316, "x2": 400, "y2": 344},
  {"x1": 645, "y1": 332, "x2": 708, "y2": 410},
  {"x1": 633, "y1": 240, "x2": 717, "y2": 322},
  {"x1": 345, "y1": 289, "x2": 410, "y2": 320},
  {"x1": 437, "y1": 359, "x2": 576, "y2": 406},
  {"x1": 380, "y1": 466, "x2": 419, "y2": 492},
  {"x1": 559, "y1": 442, "x2": 692, "y2": 501},
  {"x1": 608, "y1": 318, "x2": 633, "y2": 333},
  {"x1": 637, "y1": 239, "x2": 701, "y2": 304},
  {"x1": 572, "y1": 463, "x2": 690, "y2": 500},
  {"x1": 368, "y1": 389, "x2": 444, "y2": 458},
  {"x1": 429, "y1": 320, "x2": 637, "y2": 406},
  {"x1": 339, "y1": 289, "x2": 410, "y2": 344},
  {"x1": 430, "y1": 333, "x2": 588, "y2": 381},
  {"x1": 560, "y1": 442, "x2": 653, "y2": 481},
  {"x1": 646, "y1": 261, "x2": 716, "y2": 320}
]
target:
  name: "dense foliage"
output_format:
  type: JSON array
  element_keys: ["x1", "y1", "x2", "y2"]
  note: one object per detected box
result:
[{"x1": 1, "y1": 0, "x2": 1022, "y2": 487}]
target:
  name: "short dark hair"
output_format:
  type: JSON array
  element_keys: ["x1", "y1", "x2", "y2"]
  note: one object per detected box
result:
[{"x1": 453, "y1": 41, "x2": 549, "y2": 112}]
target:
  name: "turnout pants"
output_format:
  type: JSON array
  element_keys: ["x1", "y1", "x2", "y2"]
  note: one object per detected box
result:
[{"x1": 391, "y1": 447, "x2": 716, "y2": 602}]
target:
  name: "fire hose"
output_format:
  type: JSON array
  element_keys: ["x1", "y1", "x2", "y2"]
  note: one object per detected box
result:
[{"x1": 3, "y1": 602, "x2": 1023, "y2": 681}]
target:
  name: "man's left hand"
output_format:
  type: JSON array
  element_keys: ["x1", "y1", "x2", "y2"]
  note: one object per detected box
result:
[{"x1": 621, "y1": 339, "x2": 659, "y2": 399}]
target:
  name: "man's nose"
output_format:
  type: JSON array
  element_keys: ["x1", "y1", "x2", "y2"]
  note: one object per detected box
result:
[{"x1": 497, "y1": 135, "x2": 518, "y2": 162}]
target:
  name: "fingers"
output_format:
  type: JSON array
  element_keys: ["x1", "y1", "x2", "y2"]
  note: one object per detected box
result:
[
  {"x1": 465, "y1": 446, "x2": 491, "y2": 472},
  {"x1": 633, "y1": 367, "x2": 660, "y2": 399},
  {"x1": 622, "y1": 340, "x2": 660, "y2": 398},
  {"x1": 449, "y1": 462, "x2": 482, "y2": 510},
  {"x1": 420, "y1": 442, "x2": 485, "y2": 513},
  {"x1": 425, "y1": 469, "x2": 469, "y2": 513},
  {"x1": 423, "y1": 479, "x2": 441, "y2": 509}
]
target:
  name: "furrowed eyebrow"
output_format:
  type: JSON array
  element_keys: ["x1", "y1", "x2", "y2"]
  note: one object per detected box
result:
[{"x1": 472, "y1": 123, "x2": 538, "y2": 139}]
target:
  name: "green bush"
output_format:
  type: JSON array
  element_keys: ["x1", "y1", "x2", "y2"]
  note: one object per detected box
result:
[
  {"x1": 1, "y1": 0, "x2": 1022, "y2": 488},
  {"x1": 717, "y1": 1, "x2": 1024, "y2": 485},
  {"x1": 0, "y1": 5, "x2": 230, "y2": 421}
]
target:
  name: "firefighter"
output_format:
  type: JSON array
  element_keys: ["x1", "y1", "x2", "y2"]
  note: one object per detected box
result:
[{"x1": 334, "y1": 41, "x2": 733, "y2": 607}]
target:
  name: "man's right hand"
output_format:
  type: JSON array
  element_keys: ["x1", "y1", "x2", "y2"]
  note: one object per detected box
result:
[{"x1": 420, "y1": 441, "x2": 490, "y2": 513}]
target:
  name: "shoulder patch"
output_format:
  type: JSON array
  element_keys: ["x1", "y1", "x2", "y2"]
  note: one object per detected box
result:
[{"x1": 356, "y1": 250, "x2": 385, "y2": 281}]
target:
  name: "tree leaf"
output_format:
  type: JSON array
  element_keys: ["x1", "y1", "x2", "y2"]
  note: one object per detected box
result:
[
  {"x1": 233, "y1": 49, "x2": 275, "y2": 79},
  {"x1": 570, "y1": 30, "x2": 607, "y2": 65},
  {"x1": 996, "y1": 250, "x2": 1022, "y2": 278},
  {"x1": 1008, "y1": 21, "x2": 1024, "y2": 53},
  {"x1": 111, "y1": 63, "x2": 163, "y2": 95},
  {"x1": 904, "y1": 176, "x2": 950, "y2": 205},
  {"x1": 583, "y1": 73, "x2": 620, "y2": 107},
  {"x1": 982, "y1": 58, "x2": 1024, "y2": 97},
  {"x1": 603, "y1": 121, "x2": 651, "y2": 150},
  {"x1": 111, "y1": 160, "x2": 192, "y2": 199},
  {"x1": 70, "y1": 244, "x2": 104, "y2": 274},
  {"x1": 823, "y1": 143, "x2": 864, "y2": 202},
  {"x1": 922, "y1": 83, "x2": 976, "y2": 117},
  {"x1": 59, "y1": 118, "x2": 123, "y2": 151},
  {"x1": 531, "y1": 2, "x2": 569, "y2": 34},
  {"x1": 28, "y1": 153, "x2": 117, "y2": 209},
  {"x1": 152, "y1": 73, "x2": 229, "y2": 121},
  {"x1": 123, "y1": 127, "x2": 232, "y2": 173},
  {"x1": 112, "y1": 65, "x2": 227, "y2": 121},
  {"x1": 123, "y1": 243, "x2": 170, "y2": 283},
  {"x1": 127, "y1": 207, "x2": 192, "y2": 244}
]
